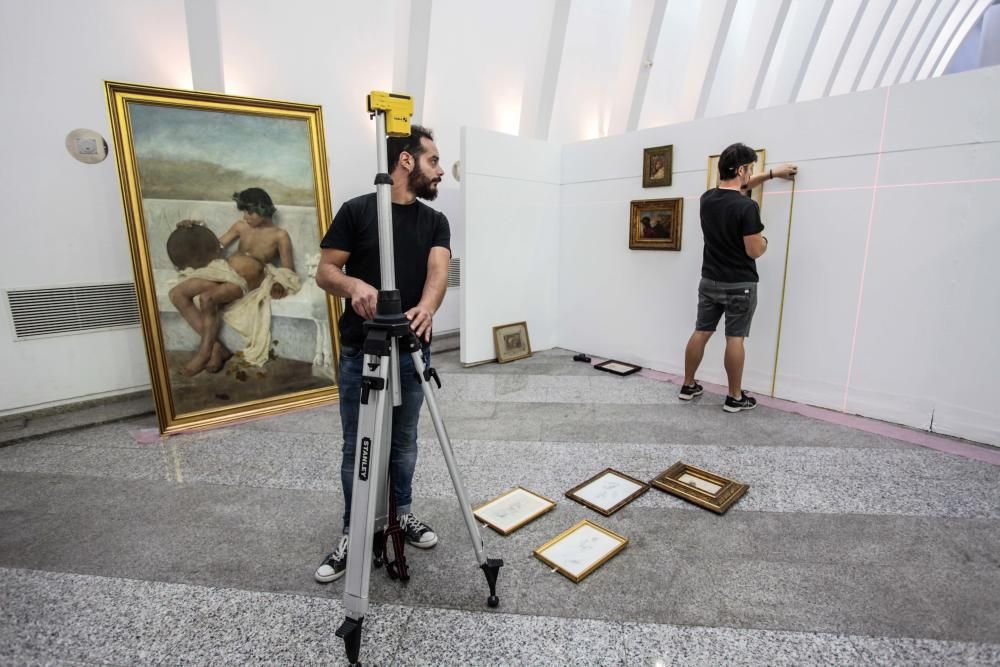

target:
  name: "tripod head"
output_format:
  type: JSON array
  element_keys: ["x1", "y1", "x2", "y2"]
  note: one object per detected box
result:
[{"x1": 366, "y1": 91, "x2": 414, "y2": 136}]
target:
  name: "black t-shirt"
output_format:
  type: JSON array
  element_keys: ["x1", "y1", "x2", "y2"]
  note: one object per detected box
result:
[
  {"x1": 700, "y1": 188, "x2": 765, "y2": 283},
  {"x1": 320, "y1": 193, "x2": 451, "y2": 346}
]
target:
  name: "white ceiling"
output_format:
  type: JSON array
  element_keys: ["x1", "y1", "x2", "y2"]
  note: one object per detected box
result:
[{"x1": 406, "y1": 0, "x2": 994, "y2": 145}]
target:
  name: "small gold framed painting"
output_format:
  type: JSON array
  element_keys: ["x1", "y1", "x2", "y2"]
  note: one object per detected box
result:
[
  {"x1": 642, "y1": 144, "x2": 673, "y2": 187},
  {"x1": 565, "y1": 468, "x2": 649, "y2": 516},
  {"x1": 533, "y1": 519, "x2": 628, "y2": 583},
  {"x1": 650, "y1": 461, "x2": 748, "y2": 514},
  {"x1": 493, "y1": 321, "x2": 531, "y2": 363},
  {"x1": 473, "y1": 486, "x2": 557, "y2": 535}
]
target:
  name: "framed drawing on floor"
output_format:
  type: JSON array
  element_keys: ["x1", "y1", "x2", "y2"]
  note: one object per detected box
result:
[
  {"x1": 105, "y1": 81, "x2": 341, "y2": 434},
  {"x1": 629, "y1": 198, "x2": 683, "y2": 251},
  {"x1": 707, "y1": 148, "x2": 766, "y2": 211},
  {"x1": 650, "y1": 461, "x2": 748, "y2": 514},
  {"x1": 533, "y1": 519, "x2": 628, "y2": 583},
  {"x1": 493, "y1": 321, "x2": 531, "y2": 363},
  {"x1": 473, "y1": 486, "x2": 557, "y2": 535},
  {"x1": 565, "y1": 468, "x2": 649, "y2": 516}
]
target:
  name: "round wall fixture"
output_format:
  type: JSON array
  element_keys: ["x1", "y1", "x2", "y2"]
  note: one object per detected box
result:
[
  {"x1": 451, "y1": 160, "x2": 461, "y2": 182},
  {"x1": 65, "y1": 129, "x2": 109, "y2": 164}
]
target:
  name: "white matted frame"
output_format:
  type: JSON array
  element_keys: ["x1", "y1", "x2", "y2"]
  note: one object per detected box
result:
[
  {"x1": 473, "y1": 486, "x2": 556, "y2": 535},
  {"x1": 565, "y1": 468, "x2": 649, "y2": 516},
  {"x1": 533, "y1": 519, "x2": 628, "y2": 583}
]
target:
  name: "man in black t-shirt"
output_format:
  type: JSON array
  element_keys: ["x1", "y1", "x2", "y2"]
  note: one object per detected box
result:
[
  {"x1": 678, "y1": 142, "x2": 797, "y2": 412},
  {"x1": 312, "y1": 125, "x2": 450, "y2": 583}
]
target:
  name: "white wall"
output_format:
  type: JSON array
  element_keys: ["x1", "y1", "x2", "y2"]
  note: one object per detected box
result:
[
  {"x1": 0, "y1": 1, "x2": 193, "y2": 414},
  {"x1": 460, "y1": 128, "x2": 560, "y2": 364},
  {"x1": 556, "y1": 65, "x2": 1000, "y2": 446}
]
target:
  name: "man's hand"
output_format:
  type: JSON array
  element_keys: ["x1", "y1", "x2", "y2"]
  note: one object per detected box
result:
[
  {"x1": 772, "y1": 164, "x2": 798, "y2": 180},
  {"x1": 270, "y1": 283, "x2": 287, "y2": 300},
  {"x1": 350, "y1": 280, "x2": 378, "y2": 320},
  {"x1": 405, "y1": 303, "x2": 434, "y2": 342}
]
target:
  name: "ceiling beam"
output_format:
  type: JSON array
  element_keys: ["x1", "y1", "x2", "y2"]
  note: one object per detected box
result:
[
  {"x1": 184, "y1": 0, "x2": 224, "y2": 92},
  {"x1": 895, "y1": 0, "x2": 942, "y2": 83},
  {"x1": 519, "y1": 0, "x2": 571, "y2": 140},
  {"x1": 851, "y1": 0, "x2": 899, "y2": 92},
  {"x1": 694, "y1": 0, "x2": 739, "y2": 119},
  {"x1": 929, "y1": 0, "x2": 985, "y2": 76},
  {"x1": 608, "y1": 0, "x2": 669, "y2": 135},
  {"x1": 788, "y1": 0, "x2": 836, "y2": 103},
  {"x1": 874, "y1": 0, "x2": 922, "y2": 87},
  {"x1": 747, "y1": 0, "x2": 793, "y2": 109},
  {"x1": 393, "y1": 0, "x2": 433, "y2": 123},
  {"x1": 822, "y1": 0, "x2": 869, "y2": 98}
]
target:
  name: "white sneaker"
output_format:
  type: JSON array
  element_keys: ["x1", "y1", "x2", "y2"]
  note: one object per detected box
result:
[
  {"x1": 399, "y1": 513, "x2": 438, "y2": 549},
  {"x1": 314, "y1": 534, "x2": 348, "y2": 583}
]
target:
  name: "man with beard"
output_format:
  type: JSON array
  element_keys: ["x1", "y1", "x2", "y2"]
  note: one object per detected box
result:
[{"x1": 312, "y1": 125, "x2": 450, "y2": 582}]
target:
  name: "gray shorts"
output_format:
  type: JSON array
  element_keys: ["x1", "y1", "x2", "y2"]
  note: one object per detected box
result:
[{"x1": 695, "y1": 278, "x2": 758, "y2": 338}]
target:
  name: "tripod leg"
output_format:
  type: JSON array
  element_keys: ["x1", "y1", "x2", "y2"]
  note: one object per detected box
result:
[
  {"x1": 409, "y1": 349, "x2": 503, "y2": 607},
  {"x1": 335, "y1": 616, "x2": 363, "y2": 667}
]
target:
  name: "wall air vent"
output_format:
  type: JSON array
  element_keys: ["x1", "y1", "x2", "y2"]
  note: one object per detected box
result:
[
  {"x1": 5, "y1": 282, "x2": 140, "y2": 341},
  {"x1": 447, "y1": 256, "x2": 461, "y2": 289}
]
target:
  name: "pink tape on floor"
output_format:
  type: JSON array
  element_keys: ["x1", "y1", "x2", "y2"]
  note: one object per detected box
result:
[{"x1": 590, "y1": 358, "x2": 1000, "y2": 466}]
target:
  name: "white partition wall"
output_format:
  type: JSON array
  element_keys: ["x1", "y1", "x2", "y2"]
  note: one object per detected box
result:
[
  {"x1": 460, "y1": 128, "x2": 561, "y2": 364},
  {"x1": 463, "y1": 65, "x2": 1000, "y2": 446}
]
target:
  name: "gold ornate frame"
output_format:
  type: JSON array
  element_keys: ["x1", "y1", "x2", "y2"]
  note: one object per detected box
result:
[
  {"x1": 629, "y1": 198, "x2": 683, "y2": 251},
  {"x1": 642, "y1": 144, "x2": 673, "y2": 187},
  {"x1": 533, "y1": 519, "x2": 628, "y2": 583},
  {"x1": 105, "y1": 81, "x2": 341, "y2": 434},
  {"x1": 492, "y1": 321, "x2": 531, "y2": 363},
  {"x1": 651, "y1": 461, "x2": 748, "y2": 514}
]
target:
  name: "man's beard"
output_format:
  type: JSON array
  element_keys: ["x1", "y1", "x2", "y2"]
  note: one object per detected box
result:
[{"x1": 409, "y1": 169, "x2": 439, "y2": 201}]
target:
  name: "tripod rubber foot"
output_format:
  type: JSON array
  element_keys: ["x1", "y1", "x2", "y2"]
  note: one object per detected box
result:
[
  {"x1": 481, "y1": 558, "x2": 504, "y2": 608},
  {"x1": 336, "y1": 616, "x2": 364, "y2": 666}
]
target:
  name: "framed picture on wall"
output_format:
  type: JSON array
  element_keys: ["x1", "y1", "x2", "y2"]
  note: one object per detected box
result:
[
  {"x1": 105, "y1": 81, "x2": 341, "y2": 434},
  {"x1": 493, "y1": 321, "x2": 531, "y2": 363},
  {"x1": 642, "y1": 144, "x2": 673, "y2": 187},
  {"x1": 629, "y1": 198, "x2": 683, "y2": 251},
  {"x1": 707, "y1": 148, "x2": 766, "y2": 211}
]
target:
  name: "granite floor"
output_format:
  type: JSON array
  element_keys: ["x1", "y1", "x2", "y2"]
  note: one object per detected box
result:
[{"x1": 1, "y1": 348, "x2": 999, "y2": 666}]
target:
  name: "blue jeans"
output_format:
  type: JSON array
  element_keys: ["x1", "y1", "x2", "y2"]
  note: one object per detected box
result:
[{"x1": 339, "y1": 344, "x2": 428, "y2": 531}]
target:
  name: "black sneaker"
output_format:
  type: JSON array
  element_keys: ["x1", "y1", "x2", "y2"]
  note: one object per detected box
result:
[
  {"x1": 723, "y1": 391, "x2": 757, "y2": 413},
  {"x1": 314, "y1": 534, "x2": 348, "y2": 583},
  {"x1": 399, "y1": 513, "x2": 438, "y2": 549},
  {"x1": 678, "y1": 382, "x2": 704, "y2": 400}
]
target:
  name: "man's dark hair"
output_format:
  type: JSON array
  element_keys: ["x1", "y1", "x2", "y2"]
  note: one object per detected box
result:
[
  {"x1": 717, "y1": 143, "x2": 758, "y2": 180},
  {"x1": 233, "y1": 187, "x2": 276, "y2": 218},
  {"x1": 387, "y1": 125, "x2": 434, "y2": 172}
]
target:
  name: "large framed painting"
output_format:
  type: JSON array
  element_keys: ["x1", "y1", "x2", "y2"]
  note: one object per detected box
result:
[
  {"x1": 629, "y1": 198, "x2": 683, "y2": 251},
  {"x1": 707, "y1": 148, "x2": 766, "y2": 211},
  {"x1": 105, "y1": 81, "x2": 341, "y2": 434}
]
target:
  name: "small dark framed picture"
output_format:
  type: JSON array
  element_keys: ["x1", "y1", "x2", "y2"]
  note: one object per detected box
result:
[
  {"x1": 650, "y1": 461, "x2": 748, "y2": 514},
  {"x1": 566, "y1": 468, "x2": 649, "y2": 516},
  {"x1": 594, "y1": 360, "x2": 641, "y2": 376},
  {"x1": 643, "y1": 144, "x2": 673, "y2": 187},
  {"x1": 493, "y1": 321, "x2": 531, "y2": 363},
  {"x1": 629, "y1": 198, "x2": 683, "y2": 251}
]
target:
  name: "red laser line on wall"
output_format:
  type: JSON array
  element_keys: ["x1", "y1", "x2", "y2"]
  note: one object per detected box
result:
[{"x1": 843, "y1": 87, "x2": 892, "y2": 413}]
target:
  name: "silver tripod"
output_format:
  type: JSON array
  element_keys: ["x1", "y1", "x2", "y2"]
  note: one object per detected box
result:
[{"x1": 335, "y1": 92, "x2": 503, "y2": 667}]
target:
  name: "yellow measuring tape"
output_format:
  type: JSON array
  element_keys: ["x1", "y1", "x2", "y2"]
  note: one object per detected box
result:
[{"x1": 770, "y1": 179, "x2": 797, "y2": 398}]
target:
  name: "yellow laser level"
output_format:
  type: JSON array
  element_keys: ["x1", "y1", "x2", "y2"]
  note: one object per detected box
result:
[{"x1": 366, "y1": 91, "x2": 414, "y2": 137}]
